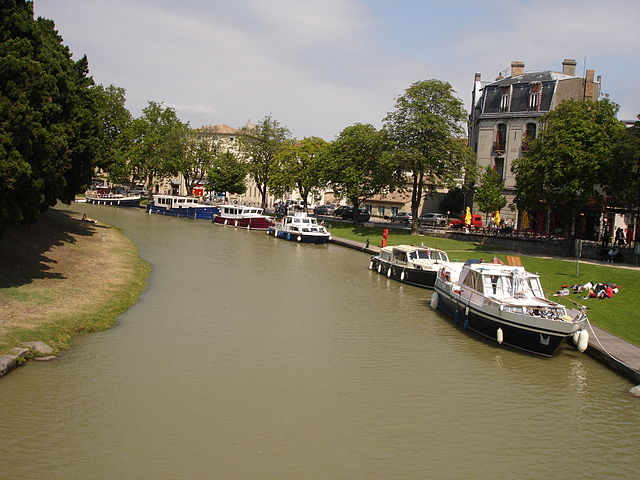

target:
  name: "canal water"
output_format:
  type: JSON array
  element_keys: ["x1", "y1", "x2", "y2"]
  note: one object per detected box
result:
[{"x1": 1, "y1": 204, "x2": 638, "y2": 479}]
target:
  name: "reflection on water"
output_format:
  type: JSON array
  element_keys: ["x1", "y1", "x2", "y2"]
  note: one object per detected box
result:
[{"x1": 1, "y1": 204, "x2": 639, "y2": 479}]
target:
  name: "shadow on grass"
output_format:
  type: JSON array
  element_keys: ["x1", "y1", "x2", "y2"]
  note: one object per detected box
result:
[{"x1": 0, "y1": 208, "x2": 100, "y2": 288}]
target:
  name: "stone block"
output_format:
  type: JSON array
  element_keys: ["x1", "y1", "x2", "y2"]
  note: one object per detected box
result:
[{"x1": 23, "y1": 341, "x2": 55, "y2": 355}]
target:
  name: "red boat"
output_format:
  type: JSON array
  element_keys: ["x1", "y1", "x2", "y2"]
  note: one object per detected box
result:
[{"x1": 213, "y1": 204, "x2": 274, "y2": 230}]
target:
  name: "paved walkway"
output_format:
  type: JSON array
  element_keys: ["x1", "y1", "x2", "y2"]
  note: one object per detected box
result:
[{"x1": 329, "y1": 236, "x2": 640, "y2": 385}]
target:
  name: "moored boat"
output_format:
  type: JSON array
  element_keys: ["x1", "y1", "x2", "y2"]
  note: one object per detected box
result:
[
  {"x1": 267, "y1": 212, "x2": 331, "y2": 244},
  {"x1": 213, "y1": 204, "x2": 273, "y2": 230},
  {"x1": 369, "y1": 244, "x2": 449, "y2": 288},
  {"x1": 431, "y1": 260, "x2": 589, "y2": 356},
  {"x1": 85, "y1": 186, "x2": 141, "y2": 207},
  {"x1": 146, "y1": 194, "x2": 219, "y2": 219}
]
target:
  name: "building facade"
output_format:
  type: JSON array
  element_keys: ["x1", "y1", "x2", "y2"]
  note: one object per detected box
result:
[{"x1": 469, "y1": 59, "x2": 601, "y2": 230}]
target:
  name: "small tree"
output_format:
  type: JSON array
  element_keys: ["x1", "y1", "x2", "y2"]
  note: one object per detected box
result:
[
  {"x1": 178, "y1": 134, "x2": 221, "y2": 195},
  {"x1": 474, "y1": 166, "x2": 507, "y2": 224}
]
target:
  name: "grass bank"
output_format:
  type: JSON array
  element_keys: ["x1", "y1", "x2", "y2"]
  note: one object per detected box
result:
[
  {"x1": 328, "y1": 222, "x2": 640, "y2": 346},
  {"x1": 0, "y1": 208, "x2": 149, "y2": 355}
]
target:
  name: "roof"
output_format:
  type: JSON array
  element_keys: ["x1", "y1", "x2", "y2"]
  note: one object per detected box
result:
[
  {"x1": 489, "y1": 71, "x2": 578, "y2": 87},
  {"x1": 196, "y1": 124, "x2": 239, "y2": 135}
]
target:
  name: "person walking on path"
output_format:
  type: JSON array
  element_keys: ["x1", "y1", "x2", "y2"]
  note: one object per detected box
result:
[{"x1": 615, "y1": 227, "x2": 625, "y2": 247}]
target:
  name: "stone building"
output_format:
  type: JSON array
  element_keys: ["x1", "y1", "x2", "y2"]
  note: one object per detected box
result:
[{"x1": 468, "y1": 59, "x2": 601, "y2": 230}]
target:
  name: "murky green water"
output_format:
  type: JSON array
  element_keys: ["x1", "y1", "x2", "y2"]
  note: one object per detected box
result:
[{"x1": 1, "y1": 204, "x2": 638, "y2": 479}]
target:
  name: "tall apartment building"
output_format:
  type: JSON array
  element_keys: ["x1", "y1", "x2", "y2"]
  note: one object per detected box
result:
[{"x1": 468, "y1": 59, "x2": 601, "y2": 230}]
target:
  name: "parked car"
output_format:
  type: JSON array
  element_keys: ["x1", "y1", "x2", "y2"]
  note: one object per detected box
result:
[
  {"x1": 450, "y1": 214, "x2": 483, "y2": 229},
  {"x1": 332, "y1": 205, "x2": 352, "y2": 217},
  {"x1": 314, "y1": 204, "x2": 335, "y2": 216},
  {"x1": 391, "y1": 211, "x2": 413, "y2": 224},
  {"x1": 418, "y1": 213, "x2": 447, "y2": 227},
  {"x1": 341, "y1": 207, "x2": 371, "y2": 222}
]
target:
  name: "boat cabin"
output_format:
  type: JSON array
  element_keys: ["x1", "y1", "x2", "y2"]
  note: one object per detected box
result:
[
  {"x1": 283, "y1": 213, "x2": 326, "y2": 233},
  {"x1": 220, "y1": 205, "x2": 265, "y2": 218},
  {"x1": 379, "y1": 245, "x2": 449, "y2": 267},
  {"x1": 152, "y1": 195, "x2": 204, "y2": 209},
  {"x1": 457, "y1": 264, "x2": 544, "y2": 299}
]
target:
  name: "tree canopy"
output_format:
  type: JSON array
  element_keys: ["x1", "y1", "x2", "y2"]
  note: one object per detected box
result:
[
  {"x1": 512, "y1": 99, "x2": 624, "y2": 228},
  {"x1": 270, "y1": 136, "x2": 328, "y2": 209},
  {"x1": 207, "y1": 151, "x2": 247, "y2": 197},
  {"x1": 322, "y1": 123, "x2": 400, "y2": 221},
  {"x1": 239, "y1": 115, "x2": 290, "y2": 209},
  {"x1": 384, "y1": 79, "x2": 471, "y2": 232},
  {"x1": 0, "y1": 0, "x2": 104, "y2": 231},
  {"x1": 607, "y1": 115, "x2": 640, "y2": 209},
  {"x1": 125, "y1": 101, "x2": 190, "y2": 194}
]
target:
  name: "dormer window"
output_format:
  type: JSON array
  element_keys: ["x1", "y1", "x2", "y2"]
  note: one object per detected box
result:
[
  {"x1": 528, "y1": 82, "x2": 542, "y2": 111},
  {"x1": 500, "y1": 86, "x2": 511, "y2": 112}
]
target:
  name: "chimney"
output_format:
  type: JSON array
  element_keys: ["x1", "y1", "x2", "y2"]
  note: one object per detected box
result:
[
  {"x1": 511, "y1": 61, "x2": 525, "y2": 77},
  {"x1": 584, "y1": 69, "x2": 595, "y2": 99},
  {"x1": 562, "y1": 58, "x2": 577, "y2": 76},
  {"x1": 475, "y1": 73, "x2": 481, "y2": 82}
]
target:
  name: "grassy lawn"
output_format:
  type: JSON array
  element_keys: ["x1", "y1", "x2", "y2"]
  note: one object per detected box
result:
[
  {"x1": 328, "y1": 221, "x2": 640, "y2": 346},
  {"x1": 0, "y1": 208, "x2": 149, "y2": 356}
]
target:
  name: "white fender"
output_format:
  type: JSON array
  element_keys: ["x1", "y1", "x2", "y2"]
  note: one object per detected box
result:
[
  {"x1": 387, "y1": 267, "x2": 392, "y2": 278},
  {"x1": 464, "y1": 306, "x2": 469, "y2": 317},
  {"x1": 577, "y1": 330, "x2": 589, "y2": 353},
  {"x1": 247, "y1": 222, "x2": 250, "y2": 230},
  {"x1": 377, "y1": 263, "x2": 382, "y2": 273},
  {"x1": 430, "y1": 292, "x2": 439, "y2": 309},
  {"x1": 369, "y1": 261, "x2": 373, "y2": 270},
  {"x1": 497, "y1": 328, "x2": 504, "y2": 344},
  {"x1": 297, "y1": 235, "x2": 302, "y2": 242},
  {"x1": 572, "y1": 330, "x2": 581, "y2": 345},
  {"x1": 400, "y1": 270, "x2": 405, "y2": 281}
]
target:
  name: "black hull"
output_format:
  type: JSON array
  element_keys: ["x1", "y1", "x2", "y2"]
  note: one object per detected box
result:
[
  {"x1": 434, "y1": 290, "x2": 568, "y2": 357},
  {"x1": 370, "y1": 257, "x2": 437, "y2": 289}
]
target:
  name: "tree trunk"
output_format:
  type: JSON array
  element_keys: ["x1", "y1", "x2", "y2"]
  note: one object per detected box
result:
[{"x1": 410, "y1": 171, "x2": 423, "y2": 234}]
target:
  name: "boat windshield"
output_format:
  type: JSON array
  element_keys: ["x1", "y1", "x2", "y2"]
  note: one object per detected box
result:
[{"x1": 408, "y1": 250, "x2": 448, "y2": 261}]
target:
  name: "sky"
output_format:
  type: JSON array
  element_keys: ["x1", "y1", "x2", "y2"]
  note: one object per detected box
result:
[{"x1": 35, "y1": 0, "x2": 640, "y2": 140}]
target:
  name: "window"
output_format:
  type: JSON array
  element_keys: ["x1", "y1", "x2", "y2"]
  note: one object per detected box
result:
[
  {"x1": 495, "y1": 124, "x2": 507, "y2": 151},
  {"x1": 528, "y1": 83, "x2": 542, "y2": 111},
  {"x1": 494, "y1": 158, "x2": 505, "y2": 182},
  {"x1": 525, "y1": 123, "x2": 537, "y2": 140},
  {"x1": 500, "y1": 86, "x2": 511, "y2": 112},
  {"x1": 378, "y1": 206, "x2": 385, "y2": 216}
]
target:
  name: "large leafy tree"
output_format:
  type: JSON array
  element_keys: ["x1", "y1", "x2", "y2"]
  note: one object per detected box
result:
[
  {"x1": 474, "y1": 166, "x2": 507, "y2": 221},
  {"x1": 607, "y1": 115, "x2": 640, "y2": 210},
  {"x1": 126, "y1": 101, "x2": 190, "y2": 194},
  {"x1": 384, "y1": 79, "x2": 470, "y2": 233},
  {"x1": 239, "y1": 115, "x2": 290, "y2": 209},
  {"x1": 93, "y1": 84, "x2": 132, "y2": 177},
  {"x1": 322, "y1": 123, "x2": 400, "y2": 222},
  {"x1": 270, "y1": 136, "x2": 328, "y2": 209},
  {"x1": 512, "y1": 99, "x2": 624, "y2": 232},
  {"x1": 207, "y1": 151, "x2": 247, "y2": 198},
  {"x1": 0, "y1": 0, "x2": 101, "y2": 231}
]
